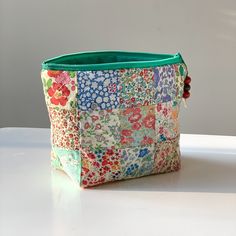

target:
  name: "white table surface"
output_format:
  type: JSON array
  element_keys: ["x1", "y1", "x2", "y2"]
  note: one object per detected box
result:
[{"x1": 1, "y1": 128, "x2": 236, "y2": 236}]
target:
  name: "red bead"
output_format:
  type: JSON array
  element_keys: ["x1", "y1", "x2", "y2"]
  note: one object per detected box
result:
[
  {"x1": 184, "y1": 76, "x2": 191, "y2": 84},
  {"x1": 183, "y1": 91, "x2": 190, "y2": 99}
]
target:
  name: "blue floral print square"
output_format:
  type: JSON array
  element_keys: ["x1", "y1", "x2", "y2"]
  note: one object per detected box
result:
[
  {"x1": 77, "y1": 70, "x2": 119, "y2": 111},
  {"x1": 120, "y1": 145, "x2": 156, "y2": 178},
  {"x1": 154, "y1": 65, "x2": 177, "y2": 103}
]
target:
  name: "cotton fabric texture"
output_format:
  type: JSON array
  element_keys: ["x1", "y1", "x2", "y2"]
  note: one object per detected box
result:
[{"x1": 41, "y1": 51, "x2": 188, "y2": 187}]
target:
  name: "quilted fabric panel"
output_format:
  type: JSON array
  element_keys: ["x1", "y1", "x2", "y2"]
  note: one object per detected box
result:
[
  {"x1": 41, "y1": 62, "x2": 187, "y2": 187},
  {"x1": 77, "y1": 136, "x2": 181, "y2": 187}
]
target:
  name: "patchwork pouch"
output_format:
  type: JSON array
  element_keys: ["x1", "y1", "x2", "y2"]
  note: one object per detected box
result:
[{"x1": 41, "y1": 51, "x2": 191, "y2": 187}]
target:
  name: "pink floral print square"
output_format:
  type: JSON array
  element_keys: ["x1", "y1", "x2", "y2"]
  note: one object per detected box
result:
[{"x1": 119, "y1": 105, "x2": 156, "y2": 148}]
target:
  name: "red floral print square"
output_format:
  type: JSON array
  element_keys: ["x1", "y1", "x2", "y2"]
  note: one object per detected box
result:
[
  {"x1": 119, "y1": 105, "x2": 156, "y2": 148},
  {"x1": 80, "y1": 147, "x2": 122, "y2": 187},
  {"x1": 48, "y1": 107, "x2": 80, "y2": 150},
  {"x1": 41, "y1": 70, "x2": 77, "y2": 110}
]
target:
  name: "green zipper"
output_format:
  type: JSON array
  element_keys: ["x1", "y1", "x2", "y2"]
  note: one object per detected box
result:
[{"x1": 42, "y1": 51, "x2": 185, "y2": 71}]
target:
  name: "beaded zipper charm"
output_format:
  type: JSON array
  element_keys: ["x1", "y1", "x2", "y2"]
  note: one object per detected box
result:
[
  {"x1": 182, "y1": 74, "x2": 191, "y2": 108},
  {"x1": 183, "y1": 75, "x2": 191, "y2": 99}
]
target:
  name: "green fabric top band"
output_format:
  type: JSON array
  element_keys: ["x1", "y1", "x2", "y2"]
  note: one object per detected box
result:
[{"x1": 42, "y1": 51, "x2": 185, "y2": 71}]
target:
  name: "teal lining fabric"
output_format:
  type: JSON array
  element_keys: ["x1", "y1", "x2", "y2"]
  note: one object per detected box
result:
[{"x1": 42, "y1": 51, "x2": 184, "y2": 71}]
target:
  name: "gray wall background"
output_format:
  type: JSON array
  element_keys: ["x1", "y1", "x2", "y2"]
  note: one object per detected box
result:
[{"x1": 0, "y1": 0, "x2": 236, "y2": 135}]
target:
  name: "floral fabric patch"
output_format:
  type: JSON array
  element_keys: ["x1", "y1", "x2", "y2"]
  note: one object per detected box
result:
[
  {"x1": 52, "y1": 147, "x2": 81, "y2": 183},
  {"x1": 173, "y1": 63, "x2": 188, "y2": 99},
  {"x1": 153, "y1": 65, "x2": 176, "y2": 103},
  {"x1": 77, "y1": 70, "x2": 119, "y2": 111},
  {"x1": 120, "y1": 145, "x2": 156, "y2": 179},
  {"x1": 48, "y1": 108, "x2": 80, "y2": 150},
  {"x1": 80, "y1": 147, "x2": 122, "y2": 187},
  {"x1": 79, "y1": 109, "x2": 120, "y2": 149},
  {"x1": 119, "y1": 68, "x2": 155, "y2": 108},
  {"x1": 155, "y1": 100, "x2": 180, "y2": 142},
  {"x1": 154, "y1": 137, "x2": 181, "y2": 174},
  {"x1": 119, "y1": 105, "x2": 156, "y2": 148},
  {"x1": 41, "y1": 70, "x2": 77, "y2": 109}
]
